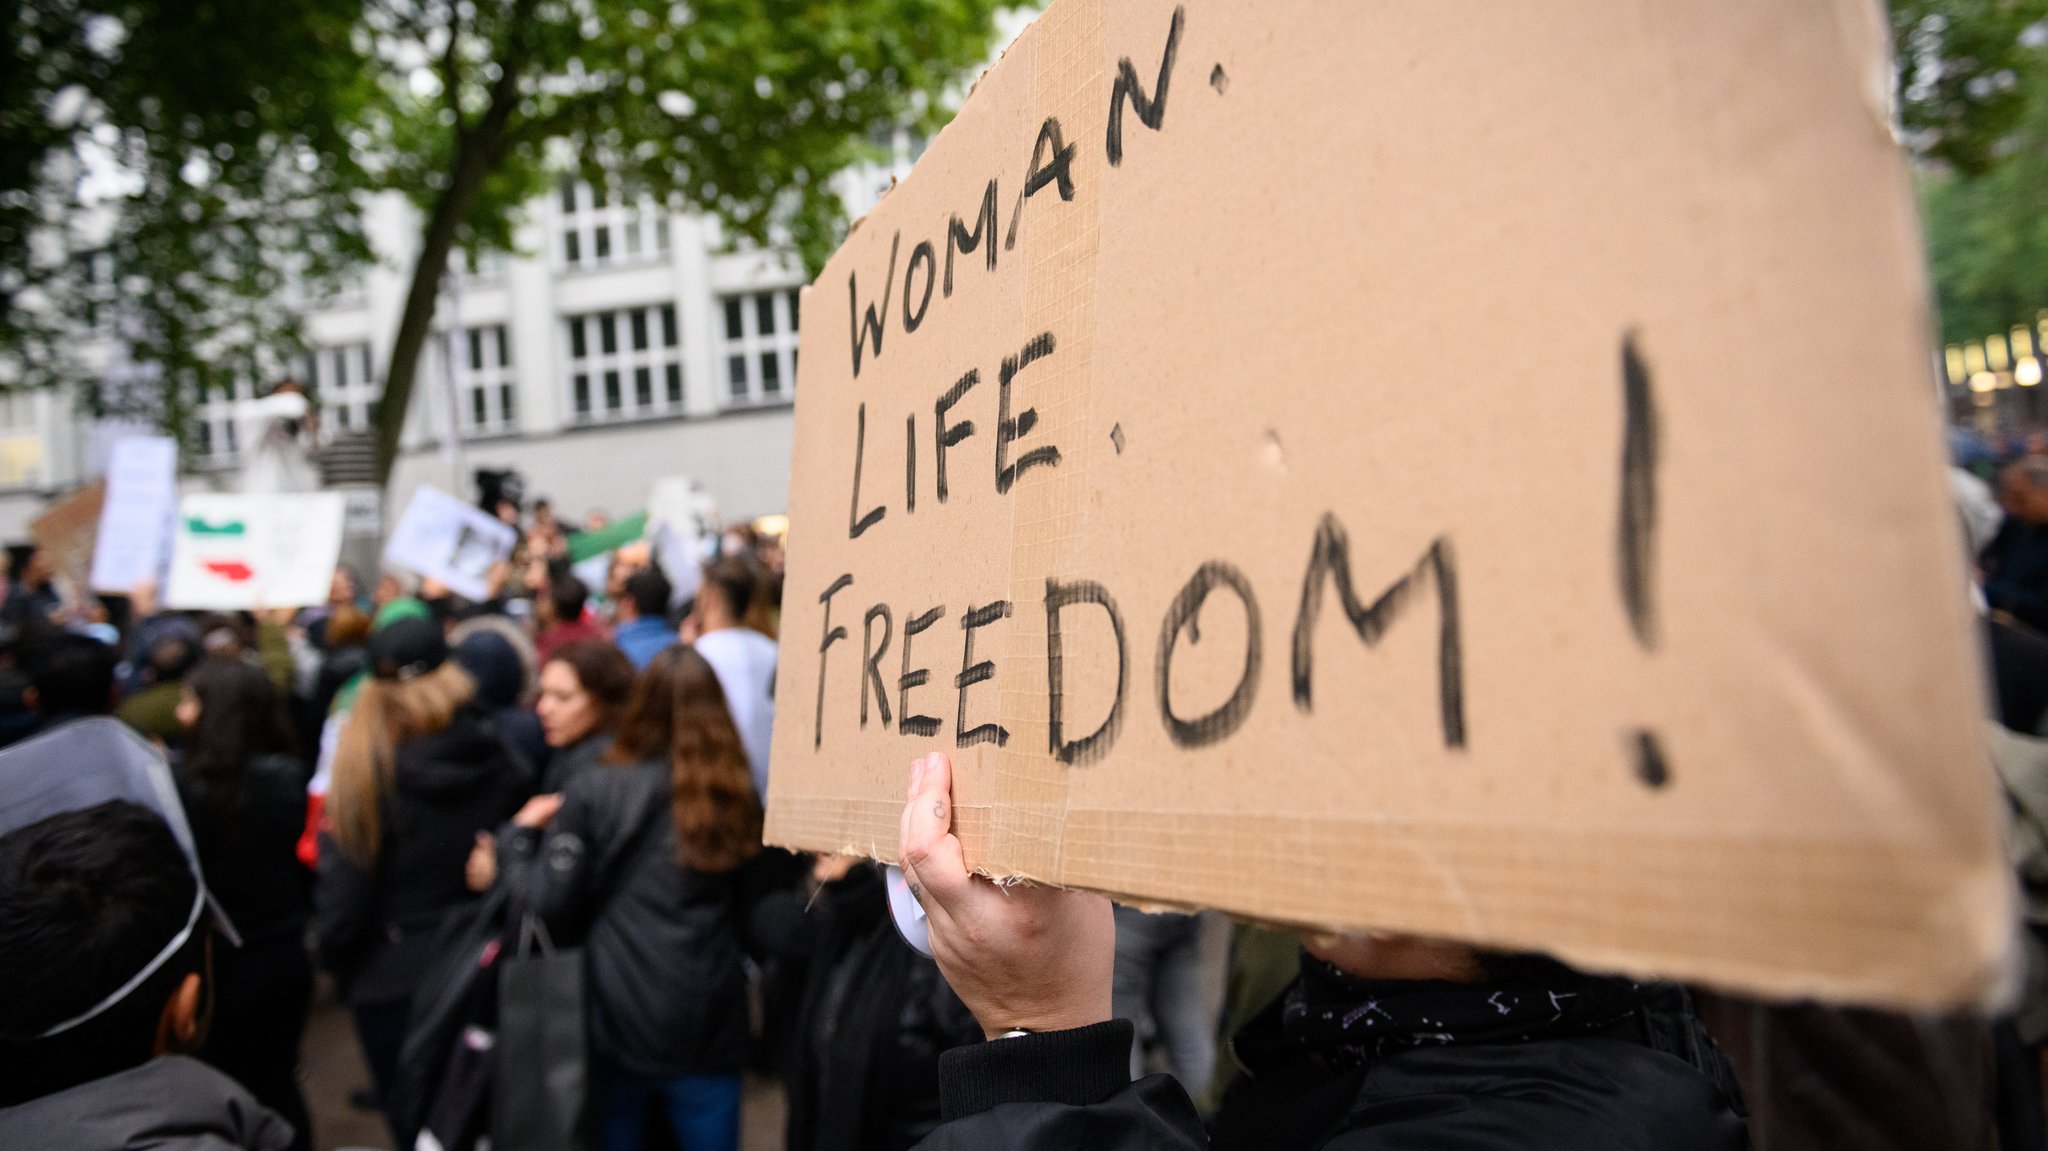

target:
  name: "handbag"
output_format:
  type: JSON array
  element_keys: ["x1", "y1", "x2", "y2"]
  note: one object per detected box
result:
[
  {"x1": 391, "y1": 885, "x2": 513, "y2": 1150},
  {"x1": 492, "y1": 914, "x2": 591, "y2": 1151}
]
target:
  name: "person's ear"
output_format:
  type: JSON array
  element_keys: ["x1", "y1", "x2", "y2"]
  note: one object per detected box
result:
[{"x1": 155, "y1": 972, "x2": 203, "y2": 1056}]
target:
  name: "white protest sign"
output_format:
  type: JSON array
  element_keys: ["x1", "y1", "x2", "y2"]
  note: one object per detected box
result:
[
  {"x1": 90, "y1": 436, "x2": 179, "y2": 594},
  {"x1": 384, "y1": 484, "x2": 519, "y2": 602},
  {"x1": 165, "y1": 492, "x2": 345, "y2": 610}
]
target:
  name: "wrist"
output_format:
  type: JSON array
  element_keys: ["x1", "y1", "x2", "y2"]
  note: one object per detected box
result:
[{"x1": 980, "y1": 1008, "x2": 1110, "y2": 1043}]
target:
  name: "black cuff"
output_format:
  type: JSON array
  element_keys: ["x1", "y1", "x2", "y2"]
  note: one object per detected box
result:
[{"x1": 938, "y1": 1019, "x2": 1134, "y2": 1122}]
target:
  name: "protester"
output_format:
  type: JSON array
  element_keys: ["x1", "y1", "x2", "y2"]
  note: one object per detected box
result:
[
  {"x1": 1111, "y1": 907, "x2": 1223, "y2": 1090},
  {"x1": 314, "y1": 616, "x2": 527, "y2": 1130},
  {"x1": 0, "y1": 800, "x2": 293, "y2": 1150},
  {"x1": 534, "y1": 638, "x2": 636, "y2": 792},
  {"x1": 488, "y1": 644, "x2": 768, "y2": 1151},
  {"x1": 614, "y1": 564, "x2": 676, "y2": 669},
  {"x1": 27, "y1": 632, "x2": 118, "y2": 731},
  {"x1": 690, "y1": 557, "x2": 778, "y2": 796},
  {"x1": 172, "y1": 658, "x2": 317, "y2": 1151},
  {"x1": 117, "y1": 623, "x2": 203, "y2": 746},
  {"x1": 452, "y1": 621, "x2": 548, "y2": 774},
  {"x1": 772, "y1": 855, "x2": 983, "y2": 1151},
  {"x1": 894, "y1": 751, "x2": 1750, "y2": 1150},
  {"x1": 535, "y1": 571, "x2": 606, "y2": 663},
  {"x1": 1984, "y1": 457, "x2": 2048, "y2": 633}
]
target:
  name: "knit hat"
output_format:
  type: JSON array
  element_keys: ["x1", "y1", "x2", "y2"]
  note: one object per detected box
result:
[{"x1": 368, "y1": 616, "x2": 447, "y2": 681}]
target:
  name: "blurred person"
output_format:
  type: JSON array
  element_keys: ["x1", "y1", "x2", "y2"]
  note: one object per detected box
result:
[
  {"x1": 238, "y1": 381, "x2": 319, "y2": 495},
  {"x1": 485, "y1": 644, "x2": 769, "y2": 1151},
  {"x1": 691, "y1": 558, "x2": 777, "y2": 797},
  {"x1": 1985, "y1": 456, "x2": 2048, "y2": 633},
  {"x1": 892, "y1": 751, "x2": 1749, "y2": 1151},
  {"x1": 1112, "y1": 907, "x2": 1224, "y2": 1092},
  {"x1": 536, "y1": 572, "x2": 606, "y2": 663},
  {"x1": 615, "y1": 564, "x2": 676, "y2": 670},
  {"x1": 533, "y1": 638, "x2": 635, "y2": 792},
  {"x1": 0, "y1": 801, "x2": 291, "y2": 1150},
  {"x1": 309, "y1": 605, "x2": 372, "y2": 724},
  {"x1": 173, "y1": 659, "x2": 316, "y2": 1151},
  {"x1": 372, "y1": 569, "x2": 415, "y2": 612},
  {"x1": 451, "y1": 618, "x2": 547, "y2": 773},
  {"x1": 315, "y1": 617, "x2": 526, "y2": 1131},
  {"x1": 118, "y1": 626, "x2": 203, "y2": 746},
  {"x1": 27, "y1": 632, "x2": 118, "y2": 731},
  {"x1": 772, "y1": 855, "x2": 983, "y2": 1151}
]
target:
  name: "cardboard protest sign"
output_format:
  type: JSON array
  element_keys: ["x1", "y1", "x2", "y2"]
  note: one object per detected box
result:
[
  {"x1": 90, "y1": 436, "x2": 178, "y2": 594},
  {"x1": 165, "y1": 492, "x2": 345, "y2": 610},
  {"x1": 29, "y1": 482, "x2": 105, "y2": 601},
  {"x1": 384, "y1": 484, "x2": 518, "y2": 602},
  {"x1": 764, "y1": 0, "x2": 2011, "y2": 1008}
]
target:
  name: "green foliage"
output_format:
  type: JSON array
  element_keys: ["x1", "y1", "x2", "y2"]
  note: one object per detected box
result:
[{"x1": 1892, "y1": 0, "x2": 2045, "y2": 175}]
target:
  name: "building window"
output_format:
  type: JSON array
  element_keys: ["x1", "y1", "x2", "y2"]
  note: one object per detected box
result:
[
  {"x1": 563, "y1": 304, "x2": 685, "y2": 425},
  {"x1": 556, "y1": 179, "x2": 674, "y2": 272},
  {"x1": 304, "y1": 342, "x2": 378, "y2": 435},
  {"x1": 455, "y1": 324, "x2": 516, "y2": 435},
  {"x1": 719, "y1": 289, "x2": 800, "y2": 407},
  {"x1": 195, "y1": 371, "x2": 254, "y2": 463}
]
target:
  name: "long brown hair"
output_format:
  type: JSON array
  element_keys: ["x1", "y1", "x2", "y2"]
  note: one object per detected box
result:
[
  {"x1": 605, "y1": 645, "x2": 761, "y2": 873},
  {"x1": 544, "y1": 640, "x2": 636, "y2": 735},
  {"x1": 328, "y1": 661, "x2": 475, "y2": 865}
]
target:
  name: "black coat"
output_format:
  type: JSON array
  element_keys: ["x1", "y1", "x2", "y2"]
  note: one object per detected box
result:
[
  {"x1": 498, "y1": 756, "x2": 773, "y2": 1077},
  {"x1": 918, "y1": 966, "x2": 1750, "y2": 1151},
  {"x1": 315, "y1": 706, "x2": 530, "y2": 1004},
  {"x1": 175, "y1": 751, "x2": 312, "y2": 943},
  {"x1": 780, "y1": 866, "x2": 983, "y2": 1151}
]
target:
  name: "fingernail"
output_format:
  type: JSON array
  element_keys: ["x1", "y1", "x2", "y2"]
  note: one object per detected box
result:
[{"x1": 910, "y1": 757, "x2": 925, "y2": 793}]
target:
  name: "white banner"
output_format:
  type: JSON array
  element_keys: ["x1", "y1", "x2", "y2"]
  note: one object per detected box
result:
[
  {"x1": 89, "y1": 436, "x2": 179, "y2": 594},
  {"x1": 384, "y1": 484, "x2": 518, "y2": 602},
  {"x1": 164, "y1": 492, "x2": 345, "y2": 610}
]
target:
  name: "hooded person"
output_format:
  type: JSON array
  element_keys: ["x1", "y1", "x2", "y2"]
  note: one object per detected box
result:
[
  {"x1": 0, "y1": 718, "x2": 292, "y2": 1151},
  {"x1": 313, "y1": 616, "x2": 527, "y2": 1138}
]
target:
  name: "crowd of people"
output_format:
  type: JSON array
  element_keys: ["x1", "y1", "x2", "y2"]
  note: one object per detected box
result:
[{"x1": 8, "y1": 439, "x2": 2048, "y2": 1151}]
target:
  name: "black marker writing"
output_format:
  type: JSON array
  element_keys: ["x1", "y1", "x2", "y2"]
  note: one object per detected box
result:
[
  {"x1": 1156, "y1": 561, "x2": 1261, "y2": 749},
  {"x1": 946, "y1": 179, "x2": 999, "y2": 298},
  {"x1": 1291, "y1": 514, "x2": 1464, "y2": 749},
  {"x1": 1046, "y1": 577, "x2": 1126, "y2": 766},
  {"x1": 814, "y1": 574, "x2": 853, "y2": 749},
  {"x1": 861, "y1": 604, "x2": 894, "y2": 729},
  {"x1": 1618, "y1": 333, "x2": 1658, "y2": 648},
  {"x1": 956, "y1": 600, "x2": 1013, "y2": 748},
  {"x1": 848, "y1": 232, "x2": 899, "y2": 378},
  {"x1": 898, "y1": 606, "x2": 946, "y2": 737},
  {"x1": 903, "y1": 240, "x2": 936, "y2": 333},
  {"x1": 934, "y1": 370, "x2": 979, "y2": 504},
  {"x1": 848, "y1": 403, "x2": 885, "y2": 540},
  {"x1": 1106, "y1": 5, "x2": 1184, "y2": 166},
  {"x1": 1024, "y1": 116, "x2": 1077, "y2": 202},
  {"x1": 996, "y1": 331, "x2": 1062, "y2": 494}
]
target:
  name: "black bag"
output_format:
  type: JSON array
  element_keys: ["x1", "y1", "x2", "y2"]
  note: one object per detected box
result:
[
  {"x1": 492, "y1": 915, "x2": 590, "y2": 1151},
  {"x1": 390, "y1": 886, "x2": 512, "y2": 1148}
]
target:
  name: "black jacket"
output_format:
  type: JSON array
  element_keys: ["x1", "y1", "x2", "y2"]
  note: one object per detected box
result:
[
  {"x1": 499, "y1": 756, "x2": 771, "y2": 1077},
  {"x1": 315, "y1": 706, "x2": 530, "y2": 1004},
  {"x1": 175, "y1": 752, "x2": 312, "y2": 944},
  {"x1": 775, "y1": 865, "x2": 983, "y2": 1151},
  {"x1": 919, "y1": 961, "x2": 1750, "y2": 1151},
  {"x1": 0, "y1": 1055, "x2": 293, "y2": 1151}
]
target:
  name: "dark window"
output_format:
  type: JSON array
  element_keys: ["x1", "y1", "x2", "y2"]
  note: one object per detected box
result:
[
  {"x1": 593, "y1": 225, "x2": 611, "y2": 261},
  {"x1": 362, "y1": 344, "x2": 375, "y2": 385},
  {"x1": 565, "y1": 230, "x2": 581, "y2": 264},
  {"x1": 788, "y1": 289, "x2": 800, "y2": 330},
  {"x1": 472, "y1": 388, "x2": 487, "y2": 425},
  {"x1": 728, "y1": 356, "x2": 748, "y2": 397},
  {"x1": 198, "y1": 424, "x2": 212, "y2": 454},
  {"x1": 469, "y1": 330, "x2": 484, "y2": 371},
  {"x1": 760, "y1": 351, "x2": 781, "y2": 393},
  {"x1": 501, "y1": 383, "x2": 516, "y2": 423},
  {"x1": 225, "y1": 421, "x2": 240, "y2": 452},
  {"x1": 665, "y1": 364, "x2": 682, "y2": 404},
  {"x1": 756, "y1": 293, "x2": 776, "y2": 335},
  {"x1": 569, "y1": 318, "x2": 587, "y2": 359},
  {"x1": 603, "y1": 370, "x2": 621, "y2": 410},
  {"x1": 497, "y1": 327, "x2": 510, "y2": 366},
  {"x1": 630, "y1": 309, "x2": 648, "y2": 351},
  {"x1": 723, "y1": 298, "x2": 743, "y2": 340},
  {"x1": 599, "y1": 313, "x2": 617, "y2": 355},
  {"x1": 790, "y1": 348, "x2": 798, "y2": 386},
  {"x1": 634, "y1": 366, "x2": 652, "y2": 406},
  {"x1": 560, "y1": 177, "x2": 578, "y2": 213},
  {"x1": 594, "y1": 184, "x2": 608, "y2": 207},
  {"x1": 334, "y1": 348, "x2": 351, "y2": 388},
  {"x1": 574, "y1": 374, "x2": 590, "y2": 414},
  {"x1": 660, "y1": 304, "x2": 677, "y2": 347},
  {"x1": 335, "y1": 406, "x2": 350, "y2": 430}
]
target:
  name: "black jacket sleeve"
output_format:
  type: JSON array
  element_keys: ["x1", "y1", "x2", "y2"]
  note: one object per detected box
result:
[
  {"x1": 313, "y1": 827, "x2": 377, "y2": 982},
  {"x1": 915, "y1": 1020, "x2": 1207, "y2": 1150}
]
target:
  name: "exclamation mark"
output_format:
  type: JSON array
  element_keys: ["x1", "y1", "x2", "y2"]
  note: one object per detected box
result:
[{"x1": 1618, "y1": 333, "x2": 1669, "y2": 788}]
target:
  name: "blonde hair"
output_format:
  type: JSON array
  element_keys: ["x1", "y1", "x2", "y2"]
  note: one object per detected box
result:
[{"x1": 328, "y1": 662, "x2": 475, "y2": 865}]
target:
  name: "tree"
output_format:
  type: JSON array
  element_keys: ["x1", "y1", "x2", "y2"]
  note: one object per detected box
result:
[
  {"x1": 2, "y1": 0, "x2": 375, "y2": 448},
  {"x1": 358, "y1": 0, "x2": 1008, "y2": 481}
]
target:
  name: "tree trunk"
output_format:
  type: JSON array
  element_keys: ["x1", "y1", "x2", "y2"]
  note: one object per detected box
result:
[{"x1": 372, "y1": 109, "x2": 515, "y2": 484}]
